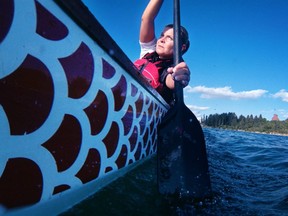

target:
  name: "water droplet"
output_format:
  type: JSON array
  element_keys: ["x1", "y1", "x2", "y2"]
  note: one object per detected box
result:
[{"x1": 109, "y1": 49, "x2": 115, "y2": 56}]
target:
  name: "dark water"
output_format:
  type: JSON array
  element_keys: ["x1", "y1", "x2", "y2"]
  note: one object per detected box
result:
[{"x1": 62, "y1": 128, "x2": 288, "y2": 215}]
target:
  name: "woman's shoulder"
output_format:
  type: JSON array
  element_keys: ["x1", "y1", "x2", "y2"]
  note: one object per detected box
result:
[{"x1": 139, "y1": 38, "x2": 157, "y2": 58}]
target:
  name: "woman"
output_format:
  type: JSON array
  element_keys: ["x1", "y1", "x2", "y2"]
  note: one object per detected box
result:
[{"x1": 134, "y1": 0, "x2": 191, "y2": 105}]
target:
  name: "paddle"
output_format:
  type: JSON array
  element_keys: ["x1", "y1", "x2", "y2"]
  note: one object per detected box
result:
[{"x1": 157, "y1": 0, "x2": 212, "y2": 199}]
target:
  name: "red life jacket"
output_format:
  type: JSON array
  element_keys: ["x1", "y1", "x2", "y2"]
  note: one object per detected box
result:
[
  {"x1": 134, "y1": 58, "x2": 160, "y2": 88},
  {"x1": 134, "y1": 52, "x2": 173, "y2": 89}
]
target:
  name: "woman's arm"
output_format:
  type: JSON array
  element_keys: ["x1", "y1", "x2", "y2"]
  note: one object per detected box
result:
[{"x1": 140, "y1": 0, "x2": 164, "y2": 43}]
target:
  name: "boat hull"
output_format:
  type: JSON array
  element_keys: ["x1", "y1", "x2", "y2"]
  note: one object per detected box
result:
[{"x1": 0, "y1": 0, "x2": 168, "y2": 215}]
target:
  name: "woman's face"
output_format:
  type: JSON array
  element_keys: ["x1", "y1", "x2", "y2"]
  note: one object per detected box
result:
[{"x1": 156, "y1": 28, "x2": 174, "y2": 59}]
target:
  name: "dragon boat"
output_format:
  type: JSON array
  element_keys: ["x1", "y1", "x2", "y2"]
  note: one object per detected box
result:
[{"x1": 0, "y1": 0, "x2": 170, "y2": 215}]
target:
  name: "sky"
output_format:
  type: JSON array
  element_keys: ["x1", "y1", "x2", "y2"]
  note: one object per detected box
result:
[{"x1": 83, "y1": 0, "x2": 288, "y2": 121}]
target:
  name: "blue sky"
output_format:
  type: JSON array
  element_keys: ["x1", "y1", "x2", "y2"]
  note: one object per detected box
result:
[{"x1": 83, "y1": 0, "x2": 288, "y2": 120}]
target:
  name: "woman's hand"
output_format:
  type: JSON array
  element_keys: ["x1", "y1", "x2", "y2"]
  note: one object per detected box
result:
[{"x1": 166, "y1": 62, "x2": 190, "y2": 88}]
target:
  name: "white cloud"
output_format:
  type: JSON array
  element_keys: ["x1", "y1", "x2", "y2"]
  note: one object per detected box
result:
[
  {"x1": 187, "y1": 104, "x2": 209, "y2": 111},
  {"x1": 273, "y1": 89, "x2": 288, "y2": 102},
  {"x1": 185, "y1": 85, "x2": 268, "y2": 100}
]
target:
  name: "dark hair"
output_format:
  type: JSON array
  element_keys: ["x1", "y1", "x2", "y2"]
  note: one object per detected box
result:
[{"x1": 164, "y1": 24, "x2": 190, "y2": 55}]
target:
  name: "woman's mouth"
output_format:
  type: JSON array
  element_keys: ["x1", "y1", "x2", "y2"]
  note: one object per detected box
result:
[{"x1": 157, "y1": 44, "x2": 164, "y2": 49}]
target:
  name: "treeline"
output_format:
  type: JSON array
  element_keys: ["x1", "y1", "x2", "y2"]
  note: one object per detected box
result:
[{"x1": 202, "y1": 112, "x2": 288, "y2": 135}]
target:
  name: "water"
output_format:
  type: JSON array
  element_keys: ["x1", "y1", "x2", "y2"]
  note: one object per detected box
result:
[{"x1": 62, "y1": 128, "x2": 288, "y2": 215}]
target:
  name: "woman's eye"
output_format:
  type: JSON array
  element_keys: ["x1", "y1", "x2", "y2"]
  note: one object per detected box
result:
[{"x1": 167, "y1": 36, "x2": 173, "y2": 41}]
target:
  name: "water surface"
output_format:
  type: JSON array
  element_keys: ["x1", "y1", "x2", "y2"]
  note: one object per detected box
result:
[{"x1": 62, "y1": 128, "x2": 288, "y2": 215}]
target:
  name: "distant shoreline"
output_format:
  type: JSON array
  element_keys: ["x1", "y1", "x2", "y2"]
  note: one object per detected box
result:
[
  {"x1": 204, "y1": 126, "x2": 288, "y2": 137},
  {"x1": 238, "y1": 129, "x2": 288, "y2": 137}
]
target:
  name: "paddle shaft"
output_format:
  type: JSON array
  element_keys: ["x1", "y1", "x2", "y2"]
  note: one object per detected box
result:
[
  {"x1": 173, "y1": 0, "x2": 184, "y2": 103},
  {"x1": 157, "y1": 0, "x2": 211, "y2": 198}
]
